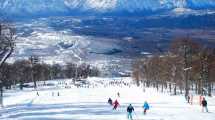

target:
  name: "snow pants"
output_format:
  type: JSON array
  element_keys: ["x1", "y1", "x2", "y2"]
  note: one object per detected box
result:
[
  {"x1": 144, "y1": 109, "x2": 148, "y2": 115},
  {"x1": 202, "y1": 106, "x2": 208, "y2": 112},
  {"x1": 127, "y1": 112, "x2": 133, "y2": 120}
]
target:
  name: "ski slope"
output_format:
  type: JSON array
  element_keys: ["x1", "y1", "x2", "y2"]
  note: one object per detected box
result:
[{"x1": 0, "y1": 77, "x2": 215, "y2": 120}]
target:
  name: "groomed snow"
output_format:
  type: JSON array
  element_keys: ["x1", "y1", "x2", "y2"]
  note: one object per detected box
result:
[{"x1": 0, "y1": 77, "x2": 214, "y2": 120}]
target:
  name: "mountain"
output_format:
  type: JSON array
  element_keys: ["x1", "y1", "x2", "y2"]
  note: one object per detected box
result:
[
  {"x1": 2, "y1": 0, "x2": 215, "y2": 74},
  {"x1": 1, "y1": 0, "x2": 215, "y2": 18}
]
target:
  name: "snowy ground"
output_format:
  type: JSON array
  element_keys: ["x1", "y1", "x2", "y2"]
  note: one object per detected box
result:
[{"x1": 0, "y1": 77, "x2": 215, "y2": 120}]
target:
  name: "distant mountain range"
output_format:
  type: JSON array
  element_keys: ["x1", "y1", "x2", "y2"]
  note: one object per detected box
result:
[
  {"x1": 1, "y1": 0, "x2": 215, "y2": 75},
  {"x1": 1, "y1": 0, "x2": 215, "y2": 18}
]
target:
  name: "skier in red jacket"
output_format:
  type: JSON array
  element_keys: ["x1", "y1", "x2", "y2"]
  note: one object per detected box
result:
[{"x1": 113, "y1": 99, "x2": 120, "y2": 110}]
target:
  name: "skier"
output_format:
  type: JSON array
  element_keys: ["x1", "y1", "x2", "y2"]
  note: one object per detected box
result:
[
  {"x1": 199, "y1": 95, "x2": 204, "y2": 106},
  {"x1": 36, "y1": 91, "x2": 39, "y2": 96},
  {"x1": 143, "y1": 101, "x2": 150, "y2": 115},
  {"x1": 187, "y1": 95, "x2": 190, "y2": 104},
  {"x1": 108, "y1": 98, "x2": 113, "y2": 105},
  {"x1": 117, "y1": 92, "x2": 120, "y2": 97},
  {"x1": 201, "y1": 97, "x2": 208, "y2": 112},
  {"x1": 113, "y1": 99, "x2": 120, "y2": 110},
  {"x1": 127, "y1": 104, "x2": 134, "y2": 120}
]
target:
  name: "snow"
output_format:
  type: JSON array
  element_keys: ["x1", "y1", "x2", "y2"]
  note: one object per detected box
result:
[
  {"x1": 1, "y1": 0, "x2": 215, "y2": 16},
  {"x1": 84, "y1": 0, "x2": 117, "y2": 11},
  {"x1": 0, "y1": 77, "x2": 215, "y2": 120}
]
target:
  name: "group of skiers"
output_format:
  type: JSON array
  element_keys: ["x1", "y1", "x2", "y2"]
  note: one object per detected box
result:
[
  {"x1": 52, "y1": 91, "x2": 60, "y2": 96},
  {"x1": 187, "y1": 95, "x2": 209, "y2": 112},
  {"x1": 126, "y1": 101, "x2": 150, "y2": 120},
  {"x1": 107, "y1": 93, "x2": 209, "y2": 120},
  {"x1": 108, "y1": 98, "x2": 120, "y2": 110},
  {"x1": 36, "y1": 91, "x2": 60, "y2": 97},
  {"x1": 108, "y1": 97, "x2": 150, "y2": 120}
]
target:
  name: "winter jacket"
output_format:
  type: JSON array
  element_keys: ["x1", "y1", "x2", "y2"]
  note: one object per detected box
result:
[
  {"x1": 108, "y1": 98, "x2": 112, "y2": 105},
  {"x1": 113, "y1": 100, "x2": 119, "y2": 107},
  {"x1": 202, "y1": 100, "x2": 207, "y2": 107},
  {"x1": 127, "y1": 105, "x2": 134, "y2": 113},
  {"x1": 143, "y1": 102, "x2": 150, "y2": 110}
]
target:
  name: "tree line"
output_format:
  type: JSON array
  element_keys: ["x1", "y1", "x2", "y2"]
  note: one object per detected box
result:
[
  {"x1": 0, "y1": 60, "x2": 100, "y2": 89},
  {"x1": 0, "y1": 22, "x2": 100, "y2": 90},
  {"x1": 132, "y1": 38, "x2": 215, "y2": 97}
]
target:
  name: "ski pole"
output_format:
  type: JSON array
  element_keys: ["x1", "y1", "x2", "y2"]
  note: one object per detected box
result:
[{"x1": 134, "y1": 111, "x2": 139, "y2": 119}]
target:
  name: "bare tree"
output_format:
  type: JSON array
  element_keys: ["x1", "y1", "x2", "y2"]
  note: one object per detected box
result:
[
  {"x1": 0, "y1": 23, "x2": 16, "y2": 68},
  {"x1": 170, "y1": 38, "x2": 200, "y2": 98},
  {"x1": 132, "y1": 38, "x2": 215, "y2": 97},
  {"x1": 0, "y1": 22, "x2": 16, "y2": 107}
]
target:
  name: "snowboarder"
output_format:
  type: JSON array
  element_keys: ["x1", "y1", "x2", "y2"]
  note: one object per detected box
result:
[
  {"x1": 127, "y1": 104, "x2": 134, "y2": 120},
  {"x1": 108, "y1": 98, "x2": 113, "y2": 105},
  {"x1": 201, "y1": 97, "x2": 208, "y2": 112},
  {"x1": 143, "y1": 101, "x2": 150, "y2": 115},
  {"x1": 113, "y1": 99, "x2": 119, "y2": 110}
]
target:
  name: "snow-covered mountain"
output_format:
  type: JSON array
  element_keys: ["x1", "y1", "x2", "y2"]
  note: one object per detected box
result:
[
  {"x1": 2, "y1": 0, "x2": 215, "y2": 74},
  {"x1": 1, "y1": 0, "x2": 215, "y2": 17}
]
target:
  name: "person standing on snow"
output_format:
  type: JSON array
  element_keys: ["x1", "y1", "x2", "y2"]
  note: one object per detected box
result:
[
  {"x1": 201, "y1": 97, "x2": 208, "y2": 112},
  {"x1": 143, "y1": 101, "x2": 150, "y2": 115},
  {"x1": 127, "y1": 104, "x2": 134, "y2": 120},
  {"x1": 113, "y1": 99, "x2": 120, "y2": 110}
]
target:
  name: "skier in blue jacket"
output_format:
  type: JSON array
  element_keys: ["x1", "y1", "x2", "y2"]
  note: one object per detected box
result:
[{"x1": 143, "y1": 101, "x2": 150, "y2": 115}]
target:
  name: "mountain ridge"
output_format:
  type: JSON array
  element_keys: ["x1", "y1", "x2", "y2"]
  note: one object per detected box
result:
[{"x1": 1, "y1": 0, "x2": 215, "y2": 18}]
